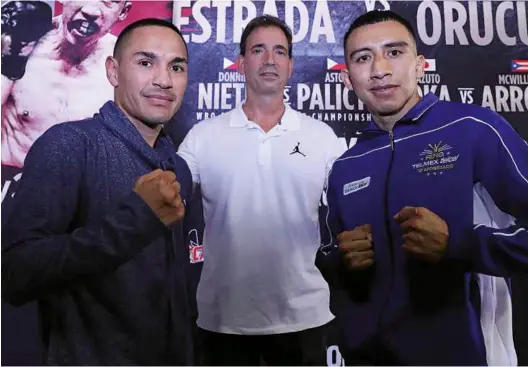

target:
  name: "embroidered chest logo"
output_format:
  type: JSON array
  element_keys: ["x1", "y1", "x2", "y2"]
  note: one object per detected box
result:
[
  {"x1": 343, "y1": 176, "x2": 371, "y2": 196},
  {"x1": 411, "y1": 141, "x2": 459, "y2": 176},
  {"x1": 290, "y1": 142, "x2": 306, "y2": 157}
]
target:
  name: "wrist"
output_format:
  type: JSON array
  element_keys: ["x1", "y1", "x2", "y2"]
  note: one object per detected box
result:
[{"x1": 444, "y1": 225, "x2": 476, "y2": 262}]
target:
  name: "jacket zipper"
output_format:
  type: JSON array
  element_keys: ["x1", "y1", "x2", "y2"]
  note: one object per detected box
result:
[{"x1": 376, "y1": 130, "x2": 396, "y2": 340}]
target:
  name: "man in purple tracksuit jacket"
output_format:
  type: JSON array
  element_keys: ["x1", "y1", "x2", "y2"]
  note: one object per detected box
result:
[{"x1": 317, "y1": 10, "x2": 528, "y2": 366}]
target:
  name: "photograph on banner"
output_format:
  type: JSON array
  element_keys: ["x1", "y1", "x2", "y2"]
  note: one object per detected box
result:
[{"x1": 1, "y1": 0, "x2": 173, "y2": 205}]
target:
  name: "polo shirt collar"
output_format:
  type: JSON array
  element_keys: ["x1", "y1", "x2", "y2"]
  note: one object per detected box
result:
[{"x1": 229, "y1": 103, "x2": 300, "y2": 131}]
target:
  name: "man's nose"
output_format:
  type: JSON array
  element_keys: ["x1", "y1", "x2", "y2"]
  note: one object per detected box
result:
[
  {"x1": 80, "y1": 4, "x2": 102, "y2": 22},
  {"x1": 264, "y1": 49, "x2": 276, "y2": 65},
  {"x1": 152, "y1": 66, "x2": 173, "y2": 89},
  {"x1": 370, "y1": 54, "x2": 391, "y2": 79}
]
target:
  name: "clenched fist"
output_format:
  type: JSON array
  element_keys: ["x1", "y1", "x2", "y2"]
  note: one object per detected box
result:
[
  {"x1": 134, "y1": 169, "x2": 185, "y2": 226},
  {"x1": 338, "y1": 224, "x2": 374, "y2": 270},
  {"x1": 394, "y1": 206, "x2": 449, "y2": 263}
]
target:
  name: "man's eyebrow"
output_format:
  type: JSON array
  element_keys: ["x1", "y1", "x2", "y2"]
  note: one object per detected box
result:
[
  {"x1": 132, "y1": 52, "x2": 188, "y2": 64},
  {"x1": 133, "y1": 51, "x2": 157, "y2": 59},
  {"x1": 171, "y1": 56, "x2": 188, "y2": 64},
  {"x1": 348, "y1": 41, "x2": 410, "y2": 59},
  {"x1": 250, "y1": 44, "x2": 288, "y2": 54},
  {"x1": 384, "y1": 41, "x2": 410, "y2": 49},
  {"x1": 348, "y1": 46, "x2": 371, "y2": 60}
]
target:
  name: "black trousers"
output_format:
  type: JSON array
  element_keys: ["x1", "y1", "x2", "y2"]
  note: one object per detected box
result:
[
  {"x1": 341, "y1": 344, "x2": 401, "y2": 366},
  {"x1": 199, "y1": 322, "x2": 331, "y2": 366}
]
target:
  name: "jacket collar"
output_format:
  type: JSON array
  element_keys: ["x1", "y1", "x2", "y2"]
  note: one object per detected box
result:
[
  {"x1": 361, "y1": 92, "x2": 439, "y2": 132},
  {"x1": 229, "y1": 103, "x2": 301, "y2": 131},
  {"x1": 97, "y1": 101, "x2": 176, "y2": 170},
  {"x1": 401, "y1": 92, "x2": 439, "y2": 122}
]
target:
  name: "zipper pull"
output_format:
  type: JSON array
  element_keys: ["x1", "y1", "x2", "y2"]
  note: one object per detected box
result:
[{"x1": 389, "y1": 130, "x2": 395, "y2": 150}]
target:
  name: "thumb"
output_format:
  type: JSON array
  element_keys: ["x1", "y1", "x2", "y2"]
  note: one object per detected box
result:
[
  {"x1": 358, "y1": 224, "x2": 372, "y2": 234},
  {"x1": 159, "y1": 178, "x2": 177, "y2": 204},
  {"x1": 394, "y1": 206, "x2": 418, "y2": 223}
]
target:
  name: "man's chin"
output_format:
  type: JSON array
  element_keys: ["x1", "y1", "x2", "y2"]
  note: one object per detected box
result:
[
  {"x1": 145, "y1": 107, "x2": 177, "y2": 124},
  {"x1": 142, "y1": 116, "x2": 172, "y2": 127},
  {"x1": 142, "y1": 121, "x2": 165, "y2": 129},
  {"x1": 368, "y1": 100, "x2": 405, "y2": 117},
  {"x1": 256, "y1": 86, "x2": 283, "y2": 96},
  {"x1": 377, "y1": 108, "x2": 401, "y2": 117}
]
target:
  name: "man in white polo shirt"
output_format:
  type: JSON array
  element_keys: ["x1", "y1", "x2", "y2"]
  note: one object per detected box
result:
[{"x1": 178, "y1": 15, "x2": 345, "y2": 366}]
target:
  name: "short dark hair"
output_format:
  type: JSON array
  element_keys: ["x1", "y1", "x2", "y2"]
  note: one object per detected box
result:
[
  {"x1": 113, "y1": 18, "x2": 187, "y2": 59},
  {"x1": 240, "y1": 15, "x2": 293, "y2": 59},
  {"x1": 343, "y1": 10, "x2": 416, "y2": 58}
]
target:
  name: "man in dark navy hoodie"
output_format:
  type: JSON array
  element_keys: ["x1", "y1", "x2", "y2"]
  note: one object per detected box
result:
[
  {"x1": 317, "y1": 10, "x2": 528, "y2": 366},
  {"x1": 2, "y1": 18, "x2": 194, "y2": 365}
]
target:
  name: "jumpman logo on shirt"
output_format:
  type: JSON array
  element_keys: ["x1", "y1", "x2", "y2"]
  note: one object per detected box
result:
[{"x1": 290, "y1": 142, "x2": 306, "y2": 157}]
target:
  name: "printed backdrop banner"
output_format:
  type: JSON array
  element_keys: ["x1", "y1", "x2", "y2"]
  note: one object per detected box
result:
[{"x1": 1, "y1": 1, "x2": 527, "y2": 365}]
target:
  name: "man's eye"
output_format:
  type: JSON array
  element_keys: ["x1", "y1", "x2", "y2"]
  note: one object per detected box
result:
[{"x1": 356, "y1": 55, "x2": 370, "y2": 63}]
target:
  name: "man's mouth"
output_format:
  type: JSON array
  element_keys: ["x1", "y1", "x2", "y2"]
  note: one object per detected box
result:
[
  {"x1": 371, "y1": 84, "x2": 398, "y2": 91},
  {"x1": 67, "y1": 19, "x2": 100, "y2": 38},
  {"x1": 146, "y1": 94, "x2": 174, "y2": 102},
  {"x1": 144, "y1": 93, "x2": 176, "y2": 107},
  {"x1": 260, "y1": 71, "x2": 279, "y2": 78},
  {"x1": 370, "y1": 84, "x2": 398, "y2": 96}
]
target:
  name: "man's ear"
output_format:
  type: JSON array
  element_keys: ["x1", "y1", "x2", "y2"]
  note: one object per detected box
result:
[
  {"x1": 287, "y1": 57, "x2": 294, "y2": 80},
  {"x1": 341, "y1": 68, "x2": 353, "y2": 90},
  {"x1": 416, "y1": 55, "x2": 425, "y2": 81},
  {"x1": 105, "y1": 56, "x2": 119, "y2": 87},
  {"x1": 119, "y1": 1, "x2": 132, "y2": 21},
  {"x1": 238, "y1": 55, "x2": 246, "y2": 76}
]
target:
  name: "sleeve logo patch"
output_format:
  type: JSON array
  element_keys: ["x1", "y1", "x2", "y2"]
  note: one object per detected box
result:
[{"x1": 343, "y1": 176, "x2": 371, "y2": 196}]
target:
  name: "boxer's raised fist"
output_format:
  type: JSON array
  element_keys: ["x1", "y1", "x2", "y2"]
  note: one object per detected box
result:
[
  {"x1": 1, "y1": 1, "x2": 53, "y2": 80},
  {"x1": 134, "y1": 169, "x2": 185, "y2": 226}
]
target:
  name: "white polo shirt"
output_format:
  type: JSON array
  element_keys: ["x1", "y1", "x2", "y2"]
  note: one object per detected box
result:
[{"x1": 178, "y1": 104, "x2": 345, "y2": 335}]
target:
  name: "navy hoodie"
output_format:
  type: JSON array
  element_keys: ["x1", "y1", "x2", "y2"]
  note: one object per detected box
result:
[
  {"x1": 2, "y1": 101, "x2": 194, "y2": 365},
  {"x1": 317, "y1": 93, "x2": 528, "y2": 365}
]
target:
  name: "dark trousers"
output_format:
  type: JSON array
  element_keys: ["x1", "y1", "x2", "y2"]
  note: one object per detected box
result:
[
  {"x1": 342, "y1": 346, "x2": 401, "y2": 366},
  {"x1": 338, "y1": 338, "x2": 402, "y2": 366},
  {"x1": 199, "y1": 322, "x2": 331, "y2": 366}
]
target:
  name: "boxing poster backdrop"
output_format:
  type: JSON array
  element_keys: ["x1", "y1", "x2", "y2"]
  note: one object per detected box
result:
[{"x1": 1, "y1": 1, "x2": 527, "y2": 365}]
